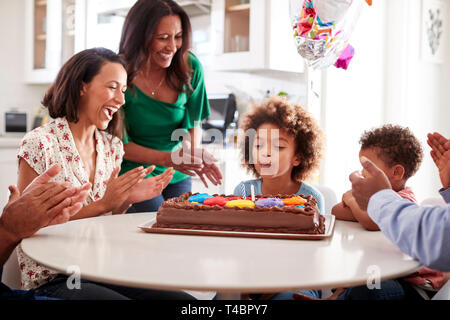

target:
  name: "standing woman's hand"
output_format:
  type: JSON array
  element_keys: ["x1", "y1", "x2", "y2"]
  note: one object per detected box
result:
[
  {"x1": 167, "y1": 140, "x2": 204, "y2": 176},
  {"x1": 194, "y1": 149, "x2": 223, "y2": 188}
]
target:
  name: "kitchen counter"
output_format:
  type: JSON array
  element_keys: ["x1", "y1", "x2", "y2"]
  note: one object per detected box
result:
[
  {"x1": 0, "y1": 139, "x2": 21, "y2": 210},
  {"x1": 0, "y1": 136, "x2": 24, "y2": 149}
]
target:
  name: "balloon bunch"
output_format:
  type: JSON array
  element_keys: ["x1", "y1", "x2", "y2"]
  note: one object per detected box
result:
[{"x1": 290, "y1": 0, "x2": 372, "y2": 70}]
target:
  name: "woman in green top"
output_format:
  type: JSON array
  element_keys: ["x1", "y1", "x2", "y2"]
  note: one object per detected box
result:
[{"x1": 119, "y1": 0, "x2": 222, "y2": 212}]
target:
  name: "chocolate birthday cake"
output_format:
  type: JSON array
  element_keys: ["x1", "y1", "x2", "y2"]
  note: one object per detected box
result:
[{"x1": 154, "y1": 192, "x2": 325, "y2": 234}]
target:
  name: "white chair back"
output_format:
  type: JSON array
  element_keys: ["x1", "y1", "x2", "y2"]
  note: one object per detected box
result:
[
  {"x1": 1, "y1": 246, "x2": 21, "y2": 290},
  {"x1": 313, "y1": 185, "x2": 338, "y2": 297},
  {"x1": 432, "y1": 280, "x2": 450, "y2": 300},
  {"x1": 420, "y1": 197, "x2": 446, "y2": 206},
  {"x1": 314, "y1": 185, "x2": 338, "y2": 214}
]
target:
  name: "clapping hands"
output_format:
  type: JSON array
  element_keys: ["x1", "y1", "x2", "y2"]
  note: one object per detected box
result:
[
  {"x1": 169, "y1": 140, "x2": 204, "y2": 176},
  {"x1": 0, "y1": 164, "x2": 90, "y2": 243},
  {"x1": 100, "y1": 166, "x2": 149, "y2": 213},
  {"x1": 427, "y1": 132, "x2": 450, "y2": 190},
  {"x1": 193, "y1": 148, "x2": 223, "y2": 188},
  {"x1": 126, "y1": 166, "x2": 175, "y2": 204},
  {"x1": 170, "y1": 141, "x2": 223, "y2": 188},
  {"x1": 102, "y1": 165, "x2": 175, "y2": 214}
]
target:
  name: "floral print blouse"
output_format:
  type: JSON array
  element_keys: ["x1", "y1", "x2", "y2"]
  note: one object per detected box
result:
[{"x1": 16, "y1": 117, "x2": 124, "y2": 290}]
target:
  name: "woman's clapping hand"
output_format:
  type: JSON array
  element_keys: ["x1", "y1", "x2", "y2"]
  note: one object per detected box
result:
[
  {"x1": 126, "y1": 166, "x2": 175, "y2": 204},
  {"x1": 100, "y1": 166, "x2": 147, "y2": 213}
]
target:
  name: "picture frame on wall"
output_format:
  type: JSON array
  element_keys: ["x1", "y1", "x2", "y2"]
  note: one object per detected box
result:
[{"x1": 421, "y1": 0, "x2": 447, "y2": 63}]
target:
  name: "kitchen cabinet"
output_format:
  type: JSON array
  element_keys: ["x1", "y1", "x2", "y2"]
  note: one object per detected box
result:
[
  {"x1": 210, "y1": 0, "x2": 305, "y2": 72},
  {"x1": 85, "y1": 0, "x2": 136, "y2": 52},
  {"x1": 85, "y1": 0, "x2": 211, "y2": 53},
  {"x1": 24, "y1": 0, "x2": 87, "y2": 84}
]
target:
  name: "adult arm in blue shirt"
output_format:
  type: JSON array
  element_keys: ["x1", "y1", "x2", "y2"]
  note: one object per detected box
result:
[{"x1": 367, "y1": 188, "x2": 450, "y2": 271}]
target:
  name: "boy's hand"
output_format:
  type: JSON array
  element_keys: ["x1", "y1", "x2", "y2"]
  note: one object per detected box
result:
[
  {"x1": 349, "y1": 156, "x2": 392, "y2": 210},
  {"x1": 427, "y1": 132, "x2": 450, "y2": 189},
  {"x1": 342, "y1": 190, "x2": 355, "y2": 208}
]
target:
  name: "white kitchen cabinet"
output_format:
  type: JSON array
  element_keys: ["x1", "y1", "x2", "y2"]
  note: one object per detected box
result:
[
  {"x1": 0, "y1": 148, "x2": 19, "y2": 214},
  {"x1": 85, "y1": 0, "x2": 136, "y2": 52},
  {"x1": 85, "y1": 0, "x2": 211, "y2": 53},
  {"x1": 210, "y1": 0, "x2": 304, "y2": 72},
  {"x1": 24, "y1": 0, "x2": 87, "y2": 84}
]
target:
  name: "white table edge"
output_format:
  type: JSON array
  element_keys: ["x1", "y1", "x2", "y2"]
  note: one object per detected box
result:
[{"x1": 21, "y1": 212, "x2": 423, "y2": 293}]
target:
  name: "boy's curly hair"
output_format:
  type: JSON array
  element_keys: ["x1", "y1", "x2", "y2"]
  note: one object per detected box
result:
[
  {"x1": 359, "y1": 124, "x2": 423, "y2": 180},
  {"x1": 239, "y1": 96, "x2": 325, "y2": 182}
]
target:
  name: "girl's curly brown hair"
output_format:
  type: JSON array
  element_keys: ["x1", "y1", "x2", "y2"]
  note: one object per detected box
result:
[
  {"x1": 359, "y1": 124, "x2": 423, "y2": 180},
  {"x1": 239, "y1": 96, "x2": 325, "y2": 182}
]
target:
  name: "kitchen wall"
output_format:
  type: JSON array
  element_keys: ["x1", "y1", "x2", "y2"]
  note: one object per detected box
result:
[
  {"x1": 190, "y1": 13, "x2": 308, "y2": 120},
  {"x1": 1, "y1": 0, "x2": 449, "y2": 203},
  {"x1": 0, "y1": 0, "x2": 48, "y2": 128},
  {"x1": 0, "y1": 0, "x2": 307, "y2": 132},
  {"x1": 321, "y1": 0, "x2": 450, "y2": 202},
  {"x1": 320, "y1": 0, "x2": 385, "y2": 200},
  {"x1": 386, "y1": 0, "x2": 449, "y2": 202}
]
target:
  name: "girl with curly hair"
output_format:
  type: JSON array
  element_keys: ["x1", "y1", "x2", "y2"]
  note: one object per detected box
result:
[
  {"x1": 233, "y1": 96, "x2": 326, "y2": 213},
  {"x1": 232, "y1": 96, "x2": 325, "y2": 300}
]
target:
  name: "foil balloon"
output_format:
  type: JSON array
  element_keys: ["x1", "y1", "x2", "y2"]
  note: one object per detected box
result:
[
  {"x1": 315, "y1": 0, "x2": 353, "y2": 24},
  {"x1": 290, "y1": 0, "x2": 370, "y2": 70}
]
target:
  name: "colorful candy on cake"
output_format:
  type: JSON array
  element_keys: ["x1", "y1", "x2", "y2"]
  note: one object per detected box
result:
[{"x1": 154, "y1": 192, "x2": 325, "y2": 234}]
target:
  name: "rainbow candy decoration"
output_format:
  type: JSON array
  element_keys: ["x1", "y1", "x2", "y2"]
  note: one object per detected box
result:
[
  {"x1": 203, "y1": 196, "x2": 228, "y2": 207},
  {"x1": 225, "y1": 199, "x2": 255, "y2": 209},
  {"x1": 255, "y1": 198, "x2": 285, "y2": 207},
  {"x1": 188, "y1": 193, "x2": 213, "y2": 204},
  {"x1": 281, "y1": 196, "x2": 307, "y2": 206},
  {"x1": 188, "y1": 193, "x2": 310, "y2": 209}
]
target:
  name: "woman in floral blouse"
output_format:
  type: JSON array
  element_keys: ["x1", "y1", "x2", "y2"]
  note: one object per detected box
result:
[{"x1": 15, "y1": 47, "x2": 193, "y2": 300}]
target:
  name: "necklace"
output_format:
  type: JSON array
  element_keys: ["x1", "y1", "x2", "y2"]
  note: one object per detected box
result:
[{"x1": 149, "y1": 74, "x2": 165, "y2": 96}]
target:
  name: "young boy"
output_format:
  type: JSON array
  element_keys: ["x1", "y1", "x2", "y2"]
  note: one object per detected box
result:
[
  {"x1": 332, "y1": 124, "x2": 445, "y2": 299},
  {"x1": 332, "y1": 124, "x2": 423, "y2": 230}
]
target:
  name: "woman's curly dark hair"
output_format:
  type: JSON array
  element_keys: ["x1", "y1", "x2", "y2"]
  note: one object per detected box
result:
[
  {"x1": 239, "y1": 96, "x2": 325, "y2": 182},
  {"x1": 359, "y1": 124, "x2": 423, "y2": 180}
]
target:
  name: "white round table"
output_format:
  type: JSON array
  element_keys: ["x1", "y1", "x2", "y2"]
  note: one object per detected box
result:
[{"x1": 21, "y1": 212, "x2": 421, "y2": 297}]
